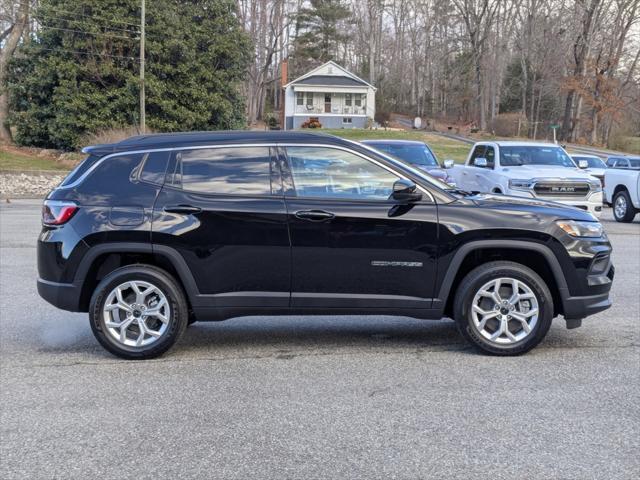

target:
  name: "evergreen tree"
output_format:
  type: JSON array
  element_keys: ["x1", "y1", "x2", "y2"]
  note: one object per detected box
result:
[
  {"x1": 290, "y1": 0, "x2": 351, "y2": 76},
  {"x1": 8, "y1": 0, "x2": 250, "y2": 149}
]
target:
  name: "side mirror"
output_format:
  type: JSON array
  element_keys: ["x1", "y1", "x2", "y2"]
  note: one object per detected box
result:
[
  {"x1": 578, "y1": 160, "x2": 589, "y2": 169},
  {"x1": 443, "y1": 159, "x2": 455, "y2": 169},
  {"x1": 474, "y1": 157, "x2": 488, "y2": 168},
  {"x1": 391, "y1": 179, "x2": 422, "y2": 203}
]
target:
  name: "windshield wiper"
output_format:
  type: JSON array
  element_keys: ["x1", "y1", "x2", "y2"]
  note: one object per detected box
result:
[{"x1": 445, "y1": 188, "x2": 474, "y2": 196}]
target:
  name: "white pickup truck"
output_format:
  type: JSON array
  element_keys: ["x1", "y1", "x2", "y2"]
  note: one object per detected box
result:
[
  {"x1": 603, "y1": 157, "x2": 640, "y2": 222},
  {"x1": 445, "y1": 141, "x2": 603, "y2": 217}
]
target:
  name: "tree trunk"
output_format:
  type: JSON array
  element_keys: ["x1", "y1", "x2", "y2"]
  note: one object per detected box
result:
[{"x1": 0, "y1": 1, "x2": 30, "y2": 143}]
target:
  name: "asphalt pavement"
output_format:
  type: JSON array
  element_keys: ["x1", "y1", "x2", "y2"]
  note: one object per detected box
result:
[{"x1": 1, "y1": 200, "x2": 638, "y2": 479}]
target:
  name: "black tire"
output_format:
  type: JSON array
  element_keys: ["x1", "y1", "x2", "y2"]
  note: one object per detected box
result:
[
  {"x1": 89, "y1": 265, "x2": 188, "y2": 360},
  {"x1": 453, "y1": 261, "x2": 553, "y2": 356},
  {"x1": 612, "y1": 190, "x2": 637, "y2": 223}
]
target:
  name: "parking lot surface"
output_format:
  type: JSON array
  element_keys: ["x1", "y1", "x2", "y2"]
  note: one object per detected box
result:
[{"x1": 1, "y1": 200, "x2": 638, "y2": 479}]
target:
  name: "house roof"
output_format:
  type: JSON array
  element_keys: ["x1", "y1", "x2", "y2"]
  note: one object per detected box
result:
[
  {"x1": 294, "y1": 75, "x2": 368, "y2": 87},
  {"x1": 284, "y1": 61, "x2": 376, "y2": 90}
]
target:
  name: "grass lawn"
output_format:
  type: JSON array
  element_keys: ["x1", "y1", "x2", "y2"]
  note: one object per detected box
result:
[
  {"x1": 611, "y1": 136, "x2": 640, "y2": 155},
  {"x1": 321, "y1": 129, "x2": 471, "y2": 162},
  {"x1": 0, "y1": 149, "x2": 70, "y2": 171}
]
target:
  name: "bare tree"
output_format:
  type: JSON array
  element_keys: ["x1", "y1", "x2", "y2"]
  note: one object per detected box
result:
[{"x1": 0, "y1": 0, "x2": 30, "y2": 142}]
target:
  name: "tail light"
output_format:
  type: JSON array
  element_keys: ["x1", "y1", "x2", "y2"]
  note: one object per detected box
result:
[{"x1": 42, "y1": 200, "x2": 78, "y2": 225}]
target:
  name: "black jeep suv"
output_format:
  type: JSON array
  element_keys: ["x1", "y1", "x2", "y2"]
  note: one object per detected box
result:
[{"x1": 38, "y1": 131, "x2": 614, "y2": 359}]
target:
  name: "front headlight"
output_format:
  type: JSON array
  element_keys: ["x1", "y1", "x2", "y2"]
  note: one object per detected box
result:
[
  {"x1": 508, "y1": 179, "x2": 534, "y2": 191},
  {"x1": 556, "y1": 220, "x2": 603, "y2": 237},
  {"x1": 589, "y1": 179, "x2": 602, "y2": 192}
]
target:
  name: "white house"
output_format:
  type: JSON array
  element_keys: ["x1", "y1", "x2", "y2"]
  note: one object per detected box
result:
[{"x1": 283, "y1": 61, "x2": 376, "y2": 130}]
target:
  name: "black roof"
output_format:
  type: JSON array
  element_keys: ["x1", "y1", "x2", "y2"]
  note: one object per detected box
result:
[
  {"x1": 84, "y1": 130, "x2": 352, "y2": 155},
  {"x1": 293, "y1": 75, "x2": 368, "y2": 87}
]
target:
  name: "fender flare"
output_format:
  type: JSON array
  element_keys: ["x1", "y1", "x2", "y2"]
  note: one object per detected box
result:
[
  {"x1": 434, "y1": 239, "x2": 569, "y2": 311},
  {"x1": 73, "y1": 242, "x2": 200, "y2": 306}
]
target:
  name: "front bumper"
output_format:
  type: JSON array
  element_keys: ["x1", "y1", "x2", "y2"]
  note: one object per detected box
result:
[
  {"x1": 508, "y1": 190, "x2": 603, "y2": 217},
  {"x1": 561, "y1": 264, "x2": 614, "y2": 319},
  {"x1": 562, "y1": 291, "x2": 612, "y2": 319},
  {"x1": 538, "y1": 191, "x2": 603, "y2": 217}
]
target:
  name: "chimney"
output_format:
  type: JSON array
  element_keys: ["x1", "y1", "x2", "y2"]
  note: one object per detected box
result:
[
  {"x1": 280, "y1": 59, "x2": 288, "y2": 130},
  {"x1": 281, "y1": 58, "x2": 288, "y2": 86}
]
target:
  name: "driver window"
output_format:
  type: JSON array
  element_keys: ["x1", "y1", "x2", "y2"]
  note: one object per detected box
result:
[
  {"x1": 285, "y1": 147, "x2": 400, "y2": 200},
  {"x1": 484, "y1": 146, "x2": 495, "y2": 168},
  {"x1": 469, "y1": 145, "x2": 486, "y2": 166}
]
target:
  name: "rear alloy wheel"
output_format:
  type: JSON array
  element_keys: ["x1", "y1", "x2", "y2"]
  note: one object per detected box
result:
[
  {"x1": 102, "y1": 280, "x2": 170, "y2": 348},
  {"x1": 613, "y1": 190, "x2": 636, "y2": 223},
  {"x1": 90, "y1": 265, "x2": 188, "y2": 359},
  {"x1": 454, "y1": 261, "x2": 553, "y2": 355}
]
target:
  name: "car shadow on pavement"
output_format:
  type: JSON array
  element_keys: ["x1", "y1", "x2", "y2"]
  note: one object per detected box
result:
[
  {"x1": 174, "y1": 316, "x2": 470, "y2": 357},
  {"x1": 32, "y1": 316, "x2": 595, "y2": 360}
]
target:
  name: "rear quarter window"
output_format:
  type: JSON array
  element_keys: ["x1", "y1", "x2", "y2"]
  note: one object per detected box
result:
[{"x1": 60, "y1": 154, "x2": 101, "y2": 187}]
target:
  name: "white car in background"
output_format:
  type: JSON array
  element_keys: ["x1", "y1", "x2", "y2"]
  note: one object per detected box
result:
[
  {"x1": 603, "y1": 157, "x2": 640, "y2": 222},
  {"x1": 570, "y1": 154, "x2": 607, "y2": 186},
  {"x1": 444, "y1": 141, "x2": 603, "y2": 217}
]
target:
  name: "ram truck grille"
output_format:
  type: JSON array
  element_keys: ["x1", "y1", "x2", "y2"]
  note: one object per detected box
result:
[{"x1": 533, "y1": 181, "x2": 590, "y2": 197}]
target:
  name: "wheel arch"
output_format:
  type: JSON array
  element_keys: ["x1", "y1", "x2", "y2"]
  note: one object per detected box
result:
[
  {"x1": 612, "y1": 184, "x2": 629, "y2": 198},
  {"x1": 75, "y1": 243, "x2": 199, "y2": 311},
  {"x1": 436, "y1": 240, "x2": 568, "y2": 318}
]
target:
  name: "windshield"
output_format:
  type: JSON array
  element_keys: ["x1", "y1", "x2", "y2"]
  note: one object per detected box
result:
[
  {"x1": 573, "y1": 156, "x2": 606, "y2": 169},
  {"x1": 500, "y1": 146, "x2": 576, "y2": 167},
  {"x1": 369, "y1": 143, "x2": 439, "y2": 167}
]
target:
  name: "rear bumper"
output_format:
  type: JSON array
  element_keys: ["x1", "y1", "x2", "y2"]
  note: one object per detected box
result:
[{"x1": 37, "y1": 278, "x2": 82, "y2": 312}]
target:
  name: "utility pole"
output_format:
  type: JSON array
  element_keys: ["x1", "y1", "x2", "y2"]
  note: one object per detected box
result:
[{"x1": 139, "y1": 0, "x2": 146, "y2": 133}]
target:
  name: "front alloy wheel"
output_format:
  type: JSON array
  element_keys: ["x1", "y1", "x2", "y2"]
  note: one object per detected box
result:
[
  {"x1": 454, "y1": 261, "x2": 553, "y2": 355},
  {"x1": 470, "y1": 278, "x2": 539, "y2": 345},
  {"x1": 613, "y1": 190, "x2": 636, "y2": 223}
]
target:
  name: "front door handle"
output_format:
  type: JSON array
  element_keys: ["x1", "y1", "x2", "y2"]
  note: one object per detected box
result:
[
  {"x1": 294, "y1": 210, "x2": 335, "y2": 221},
  {"x1": 163, "y1": 205, "x2": 202, "y2": 214}
]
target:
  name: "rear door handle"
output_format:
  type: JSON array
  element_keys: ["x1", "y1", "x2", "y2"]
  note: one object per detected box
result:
[
  {"x1": 163, "y1": 205, "x2": 202, "y2": 214},
  {"x1": 294, "y1": 210, "x2": 335, "y2": 221}
]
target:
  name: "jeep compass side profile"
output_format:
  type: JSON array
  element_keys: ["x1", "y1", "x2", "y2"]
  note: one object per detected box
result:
[{"x1": 38, "y1": 131, "x2": 614, "y2": 359}]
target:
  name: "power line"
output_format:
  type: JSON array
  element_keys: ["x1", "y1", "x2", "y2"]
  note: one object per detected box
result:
[
  {"x1": 36, "y1": 6, "x2": 141, "y2": 28},
  {"x1": 33, "y1": 13, "x2": 140, "y2": 35},
  {"x1": 34, "y1": 46, "x2": 138, "y2": 61},
  {"x1": 35, "y1": 24, "x2": 139, "y2": 42}
]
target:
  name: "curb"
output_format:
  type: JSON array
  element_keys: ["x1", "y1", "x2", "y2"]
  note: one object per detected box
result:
[{"x1": 0, "y1": 169, "x2": 69, "y2": 176}]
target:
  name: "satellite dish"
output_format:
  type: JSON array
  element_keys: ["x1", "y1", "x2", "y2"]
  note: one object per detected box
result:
[{"x1": 413, "y1": 117, "x2": 422, "y2": 129}]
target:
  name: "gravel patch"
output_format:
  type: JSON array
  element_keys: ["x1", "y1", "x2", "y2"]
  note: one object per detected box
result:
[{"x1": 0, "y1": 171, "x2": 66, "y2": 198}]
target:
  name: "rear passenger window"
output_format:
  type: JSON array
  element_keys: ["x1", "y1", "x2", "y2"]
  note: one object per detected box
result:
[
  {"x1": 615, "y1": 159, "x2": 630, "y2": 168},
  {"x1": 178, "y1": 147, "x2": 272, "y2": 195},
  {"x1": 140, "y1": 151, "x2": 170, "y2": 185}
]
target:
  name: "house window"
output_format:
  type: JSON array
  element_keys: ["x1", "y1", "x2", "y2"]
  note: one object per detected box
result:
[
  {"x1": 296, "y1": 92, "x2": 304, "y2": 106},
  {"x1": 355, "y1": 94, "x2": 365, "y2": 107},
  {"x1": 306, "y1": 92, "x2": 313, "y2": 106},
  {"x1": 343, "y1": 117, "x2": 352, "y2": 124},
  {"x1": 345, "y1": 93, "x2": 352, "y2": 106}
]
